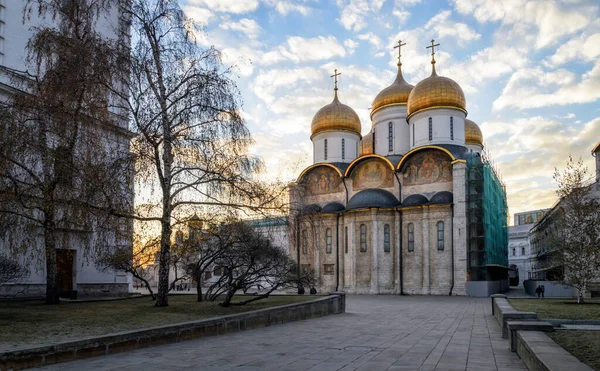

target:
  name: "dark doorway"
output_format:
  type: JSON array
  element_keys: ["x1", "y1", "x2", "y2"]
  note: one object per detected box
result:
[{"x1": 56, "y1": 249, "x2": 75, "y2": 299}]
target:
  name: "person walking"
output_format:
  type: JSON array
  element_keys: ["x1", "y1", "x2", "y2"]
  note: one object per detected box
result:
[
  {"x1": 535, "y1": 285, "x2": 542, "y2": 298},
  {"x1": 541, "y1": 285, "x2": 545, "y2": 298}
]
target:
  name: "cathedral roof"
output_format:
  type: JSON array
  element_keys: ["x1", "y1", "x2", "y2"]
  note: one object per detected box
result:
[
  {"x1": 407, "y1": 64, "x2": 466, "y2": 119},
  {"x1": 347, "y1": 189, "x2": 399, "y2": 210},
  {"x1": 465, "y1": 119, "x2": 483, "y2": 147},
  {"x1": 430, "y1": 191, "x2": 453, "y2": 205},
  {"x1": 371, "y1": 64, "x2": 414, "y2": 117},
  {"x1": 311, "y1": 89, "x2": 361, "y2": 138},
  {"x1": 321, "y1": 202, "x2": 345, "y2": 214},
  {"x1": 402, "y1": 194, "x2": 429, "y2": 207}
]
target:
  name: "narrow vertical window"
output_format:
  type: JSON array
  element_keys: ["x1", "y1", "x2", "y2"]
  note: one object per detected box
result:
[
  {"x1": 522, "y1": 247, "x2": 525, "y2": 255},
  {"x1": 302, "y1": 230, "x2": 308, "y2": 254},
  {"x1": 512, "y1": 248, "x2": 516, "y2": 256},
  {"x1": 345, "y1": 226, "x2": 348, "y2": 254},
  {"x1": 341, "y1": 138, "x2": 345, "y2": 160},
  {"x1": 407, "y1": 223, "x2": 414, "y2": 252},
  {"x1": 326, "y1": 228, "x2": 332, "y2": 253},
  {"x1": 372, "y1": 132, "x2": 375, "y2": 153},
  {"x1": 388, "y1": 122, "x2": 393, "y2": 152},
  {"x1": 437, "y1": 221, "x2": 444, "y2": 250},
  {"x1": 383, "y1": 224, "x2": 390, "y2": 252},
  {"x1": 450, "y1": 117, "x2": 454, "y2": 140},
  {"x1": 412, "y1": 124, "x2": 415, "y2": 146},
  {"x1": 324, "y1": 139, "x2": 328, "y2": 160},
  {"x1": 360, "y1": 224, "x2": 367, "y2": 252},
  {"x1": 428, "y1": 117, "x2": 432, "y2": 141}
]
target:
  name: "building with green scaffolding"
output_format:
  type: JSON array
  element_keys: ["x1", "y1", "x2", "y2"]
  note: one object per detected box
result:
[{"x1": 465, "y1": 152, "x2": 509, "y2": 296}]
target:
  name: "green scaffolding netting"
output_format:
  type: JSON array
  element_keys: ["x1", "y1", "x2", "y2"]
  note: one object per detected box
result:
[{"x1": 466, "y1": 153, "x2": 508, "y2": 281}]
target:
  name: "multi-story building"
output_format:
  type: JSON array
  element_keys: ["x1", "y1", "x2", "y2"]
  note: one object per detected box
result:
[{"x1": 508, "y1": 209, "x2": 548, "y2": 286}]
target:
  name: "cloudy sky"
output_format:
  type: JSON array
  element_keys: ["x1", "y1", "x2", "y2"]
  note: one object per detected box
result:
[{"x1": 181, "y1": 0, "x2": 600, "y2": 224}]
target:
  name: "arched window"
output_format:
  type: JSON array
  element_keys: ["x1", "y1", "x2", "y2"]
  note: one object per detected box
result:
[
  {"x1": 383, "y1": 224, "x2": 390, "y2": 252},
  {"x1": 512, "y1": 248, "x2": 515, "y2": 256},
  {"x1": 428, "y1": 117, "x2": 432, "y2": 141},
  {"x1": 326, "y1": 228, "x2": 332, "y2": 253},
  {"x1": 324, "y1": 139, "x2": 328, "y2": 160},
  {"x1": 302, "y1": 230, "x2": 308, "y2": 254},
  {"x1": 407, "y1": 223, "x2": 414, "y2": 252},
  {"x1": 522, "y1": 247, "x2": 525, "y2": 256},
  {"x1": 341, "y1": 138, "x2": 345, "y2": 160},
  {"x1": 360, "y1": 224, "x2": 367, "y2": 252},
  {"x1": 437, "y1": 221, "x2": 444, "y2": 250},
  {"x1": 388, "y1": 122, "x2": 393, "y2": 152},
  {"x1": 345, "y1": 226, "x2": 348, "y2": 254},
  {"x1": 450, "y1": 117, "x2": 454, "y2": 140}
]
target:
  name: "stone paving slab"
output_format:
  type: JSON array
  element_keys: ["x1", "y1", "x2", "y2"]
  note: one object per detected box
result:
[{"x1": 35, "y1": 295, "x2": 527, "y2": 371}]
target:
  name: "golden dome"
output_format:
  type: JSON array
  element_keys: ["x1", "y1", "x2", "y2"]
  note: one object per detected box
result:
[
  {"x1": 311, "y1": 91, "x2": 361, "y2": 138},
  {"x1": 465, "y1": 119, "x2": 483, "y2": 146},
  {"x1": 359, "y1": 130, "x2": 374, "y2": 155},
  {"x1": 371, "y1": 64, "x2": 414, "y2": 117},
  {"x1": 407, "y1": 65, "x2": 466, "y2": 119}
]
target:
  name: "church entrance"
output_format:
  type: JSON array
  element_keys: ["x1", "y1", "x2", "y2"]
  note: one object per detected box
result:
[{"x1": 56, "y1": 249, "x2": 76, "y2": 299}]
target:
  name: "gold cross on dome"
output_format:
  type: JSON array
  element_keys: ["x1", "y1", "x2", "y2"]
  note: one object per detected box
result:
[
  {"x1": 394, "y1": 40, "x2": 406, "y2": 65},
  {"x1": 426, "y1": 39, "x2": 440, "y2": 64},
  {"x1": 331, "y1": 69, "x2": 341, "y2": 91}
]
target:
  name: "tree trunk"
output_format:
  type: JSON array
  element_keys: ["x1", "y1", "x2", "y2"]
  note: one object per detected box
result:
[
  {"x1": 220, "y1": 288, "x2": 236, "y2": 308},
  {"x1": 44, "y1": 215, "x2": 60, "y2": 305},
  {"x1": 196, "y1": 271, "x2": 203, "y2": 302},
  {"x1": 155, "y1": 218, "x2": 172, "y2": 307}
]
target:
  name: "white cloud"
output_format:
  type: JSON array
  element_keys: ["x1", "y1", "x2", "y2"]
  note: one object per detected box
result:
[
  {"x1": 344, "y1": 39, "x2": 360, "y2": 55},
  {"x1": 261, "y1": 36, "x2": 347, "y2": 65},
  {"x1": 493, "y1": 61, "x2": 600, "y2": 110},
  {"x1": 251, "y1": 67, "x2": 322, "y2": 103},
  {"x1": 452, "y1": 0, "x2": 597, "y2": 49},
  {"x1": 183, "y1": 6, "x2": 214, "y2": 25},
  {"x1": 337, "y1": 0, "x2": 387, "y2": 31},
  {"x1": 357, "y1": 32, "x2": 382, "y2": 49},
  {"x1": 547, "y1": 33, "x2": 600, "y2": 66},
  {"x1": 220, "y1": 18, "x2": 262, "y2": 39},
  {"x1": 395, "y1": 0, "x2": 421, "y2": 6},
  {"x1": 425, "y1": 10, "x2": 481, "y2": 44},
  {"x1": 274, "y1": 2, "x2": 311, "y2": 16},
  {"x1": 392, "y1": 8, "x2": 410, "y2": 23},
  {"x1": 188, "y1": 0, "x2": 259, "y2": 14}
]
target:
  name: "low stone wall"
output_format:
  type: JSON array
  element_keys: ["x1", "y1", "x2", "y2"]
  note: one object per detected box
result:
[
  {"x1": 491, "y1": 296, "x2": 537, "y2": 338},
  {"x1": 465, "y1": 279, "x2": 509, "y2": 297},
  {"x1": 0, "y1": 293, "x2": 346, "y2": 371},
  {"x1": 523, "y1": 280, "x2": 575, "y2": 298},
  {"x1": 515, "y1": 331, "x2": 593, "y2": 371},
  {"x1": 76, "y1": 283, "x2": 129, "y2": 298}
]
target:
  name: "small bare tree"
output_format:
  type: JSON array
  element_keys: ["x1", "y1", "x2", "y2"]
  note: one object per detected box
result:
[
  {"x1": 111, "y1": 0, "x2": 285, "y2": 307},
  {"x1": 550, "y1": 156, "x2": 600, "y2": 303},
  {"x1": 0, "y1": 254, "x2": 28, "y2": 286},
  {"x1": 204, "y1": 222, "x2": 314, "y2": 307}
]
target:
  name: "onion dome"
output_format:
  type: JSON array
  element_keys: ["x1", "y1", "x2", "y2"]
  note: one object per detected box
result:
[
  {"x1": 465, "y1": 119, "x2": 483, "y2": 146},
  {"x1": 311, "y1": 83, "x2": 361, "y2": 139},
  {"x1": 407, "y1": 42, "x2": 466, "y2": 119},
  {"x1": 359, "y1": 130, "x2": 374, "y2": 155},
  {"x1": 371, "y1": 60, "x2": 414, "y2": 117}
]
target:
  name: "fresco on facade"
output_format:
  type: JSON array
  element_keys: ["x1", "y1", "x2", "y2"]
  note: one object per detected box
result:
[
  {"x1": 402, "y1": 150, "x2": 452, "y2": 186},
  {"x1": 351, "y1": 159, "x2": 394, "y2": 190},
  {"x1": 302, "y1": 166, "x2": 343, "y2": 195}
]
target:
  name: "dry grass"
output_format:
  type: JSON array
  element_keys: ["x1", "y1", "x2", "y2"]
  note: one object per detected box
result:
[
  {"x1": 508, "y1": 299, "x2": 600, "y2": 320},
  {"x1": 549, "y1": 330, "x2": 600, "y2": 370},
  {"x1": 0, "y1": 294, "x2": 314, "y2": 351}
]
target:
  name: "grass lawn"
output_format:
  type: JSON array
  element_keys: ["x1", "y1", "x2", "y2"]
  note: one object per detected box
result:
[
  {"x1": 549, "y1": 330, "x2": 600, "y2": 370},
  {"x1": 508, "y1": 299, "x2": 600, "y2": 320},
  {"x1": 0, "y1": 294, "x2": 314, "y2": 351}
]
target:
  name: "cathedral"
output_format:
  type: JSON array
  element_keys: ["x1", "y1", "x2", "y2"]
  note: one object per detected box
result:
[{"x1": 289, "y1": 40, "x2": 508, "y2": 297}]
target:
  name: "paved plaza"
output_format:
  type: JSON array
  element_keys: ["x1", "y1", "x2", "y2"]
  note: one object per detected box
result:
[{"x1": 37, "y1": 295, "x2": 526, "y2": 371}]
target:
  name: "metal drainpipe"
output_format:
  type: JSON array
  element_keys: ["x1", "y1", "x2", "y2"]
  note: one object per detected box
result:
[
  {"x1": 342, "y1": 177, "x2": 349, "y2": 205},
  {"x1": 296, "y1": 214, "x2": 301, "y2": 294},
  {"x1": 394, "y1": 171, "x2": 404, "y2": 295},
  {"x1": 449, "y1": 203, "x2": 454, "y2": 296},
  {"x1": 335, "y1": 213, "x2": 340, "y2": 292}
]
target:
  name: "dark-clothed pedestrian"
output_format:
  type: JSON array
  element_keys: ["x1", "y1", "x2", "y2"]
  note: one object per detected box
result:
[{"x1": 535, "y1": 285, "x2": 542, "y2": 298}]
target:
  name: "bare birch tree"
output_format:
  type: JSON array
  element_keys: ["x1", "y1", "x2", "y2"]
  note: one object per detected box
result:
[
  {"x1": 113, "y1": 0, "x2": 284, "y2": 307},
  {"x1": 0, "y1": 0, "x2": 131, "y2": 304},
  {"x1": 550, "y1": 156, "x2": 600, "y2": 303}
]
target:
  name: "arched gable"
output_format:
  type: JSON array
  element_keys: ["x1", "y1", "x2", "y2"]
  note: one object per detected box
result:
[
  {"x1": 344, "y1": 155, "x2": 395, "y2": 191},
  {"x1": 297, "y1": 163, "x2": 344, "y2": 196},
  {"x1": 399, "y1": 147, "x2": 454, "y2": 187}
]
